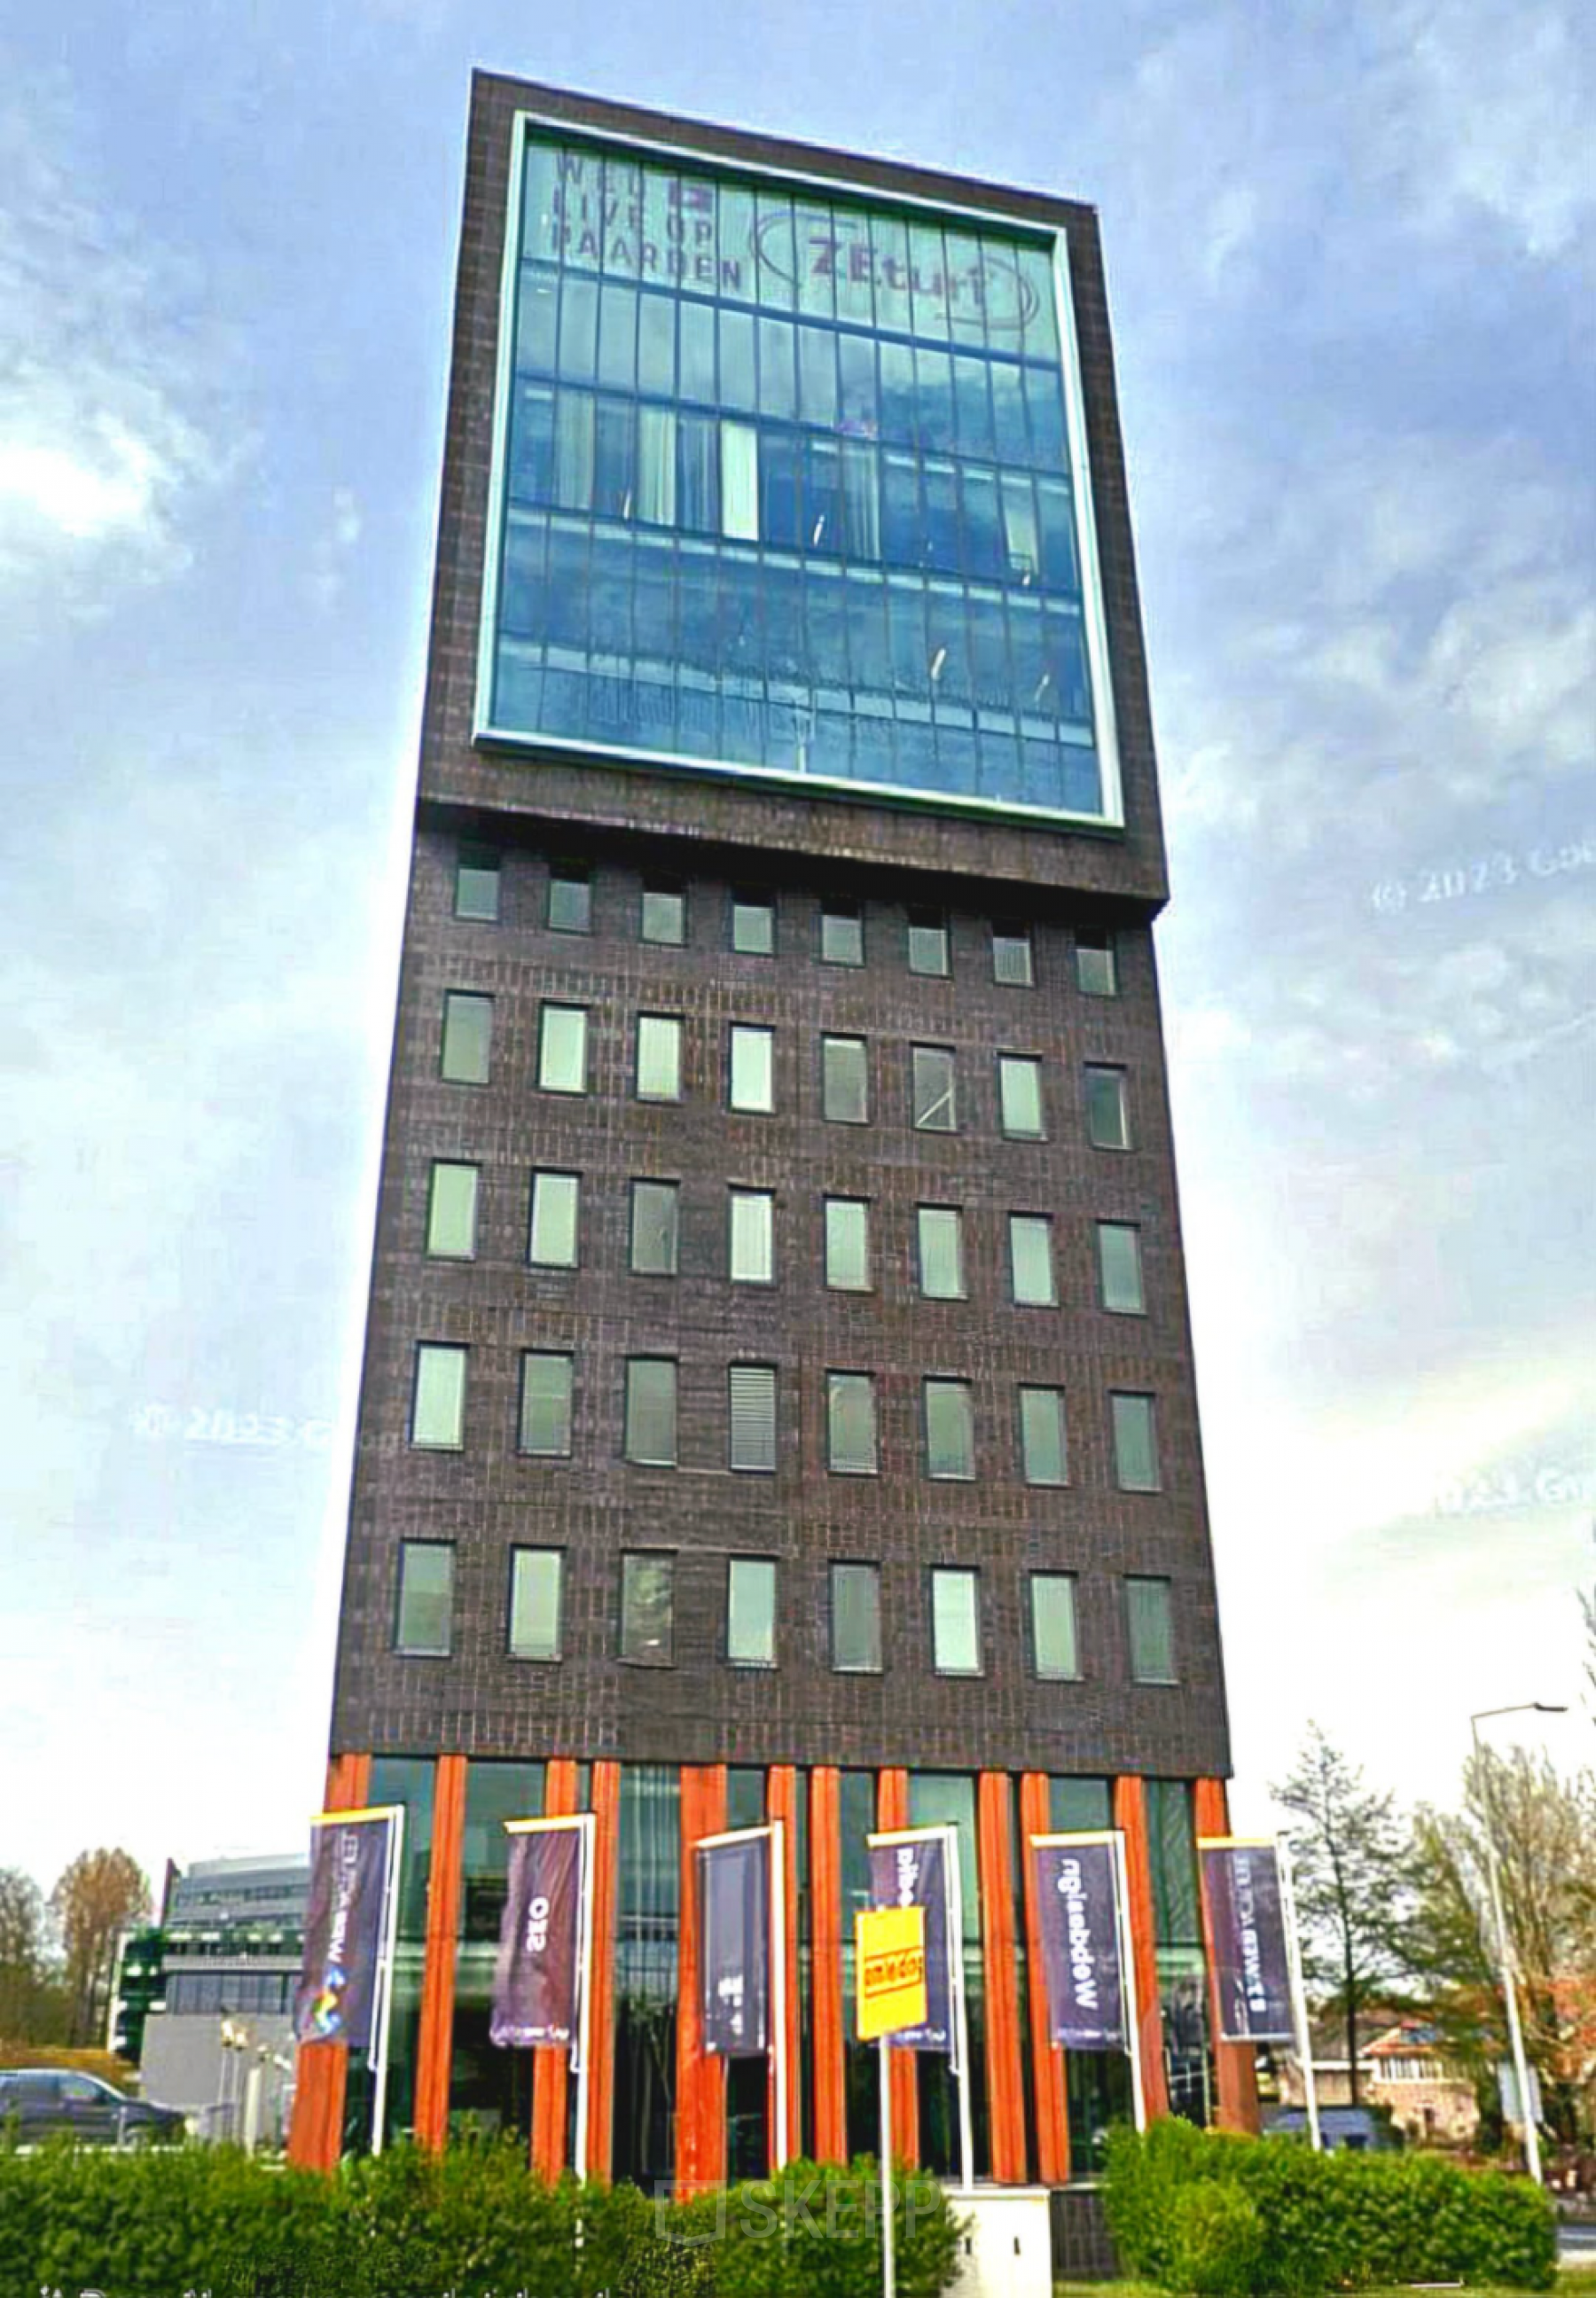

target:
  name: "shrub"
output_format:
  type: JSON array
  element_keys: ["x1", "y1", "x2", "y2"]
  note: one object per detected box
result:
[{"x1": 1167, "y1": 2180, "x2": 1263, "y2": 2296}]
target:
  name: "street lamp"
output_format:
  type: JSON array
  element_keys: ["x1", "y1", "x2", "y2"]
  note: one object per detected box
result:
[{"x1": 1468, "y1": 1701, "x2": 1569, "y2": 2186}]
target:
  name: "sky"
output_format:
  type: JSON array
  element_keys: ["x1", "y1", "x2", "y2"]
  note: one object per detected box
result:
[{"x1": 2, "y1": 0, "x2": 1592, "y2": 1901}]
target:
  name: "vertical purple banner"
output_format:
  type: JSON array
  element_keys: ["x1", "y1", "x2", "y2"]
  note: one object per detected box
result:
[
  {"x1": 700, "y1": 1835, "x2": 770, "y2": 2059},
  {"x1": 490, "y1": 1824, "x2": 583, "y2": 2050},
  {"x1": 868, "y1": 1834, "x2": 952, "y2": 2052},
  {"x1": 1201, "y1": 1842, "x2": 1295, "y2": 2042},
  {"x1": 293, "y1": 1813, "x2": 394, "y2": 2049},
  {"x1": 1034, "y1": 1839, "x2": 1125, "y2": 2051}
]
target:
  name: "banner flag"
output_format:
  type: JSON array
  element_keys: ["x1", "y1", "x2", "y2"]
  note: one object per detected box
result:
[
  {"x1": 1200, "y1": 1839, "x2": 1295, "y2": 2043},
  {"x1": 293, "y1": 1810, "x2": 395, "y2": 2050},
  {"x1": 1033, "y1": 1835, "x2": 1126, "y2": 2052},
  {"x1": 868, "y1": 1833, "x2": 952, "y2": 2053},
  {"x1": 700, "y1": 1833, "x2": 771, "y2": 2059},
  {"x1": 490, "y1": 1822, "x2": 584, "y2": 2050}
]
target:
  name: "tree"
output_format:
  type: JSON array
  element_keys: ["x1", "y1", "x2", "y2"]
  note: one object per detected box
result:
[
  {"x1": 50, "y1": 1849, "x2": 151, "y2": 2047},
  {"x1": 0, "y1": 1867, "x2": 69, "y2": 2044},
  {"x1": 1272, "y1": 1724, "x2": 1414, "y2": 2104}
]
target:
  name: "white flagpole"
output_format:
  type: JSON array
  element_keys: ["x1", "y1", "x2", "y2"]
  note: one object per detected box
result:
[
  {"x1": 1111, "y1": 1830, "x2": 1148, "y2": 2133},
  {"x1": 572, "y1": 1813, "x2": 597, "y2": 2182},
  {"x1": 943, "y1": 1825, "x2": 974, "y2": 2194},
  {"x1": 370, "y1": 1807, "x2": 405, "y2": 2157},
  {"x1": 1277, "y1": 1835, "x2": 1321, "y2": 2153},
  {"x1": 770, "y1": 1818, "x2": 789, "y2": 2169},
  {"x1": 879, "y1": 2035, "x2": 896, "y2": 2298}
]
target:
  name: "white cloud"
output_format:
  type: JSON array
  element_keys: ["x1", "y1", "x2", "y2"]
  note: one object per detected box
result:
[{"x1": 307, "y1": 484, "x2": 363, "y2": 608}]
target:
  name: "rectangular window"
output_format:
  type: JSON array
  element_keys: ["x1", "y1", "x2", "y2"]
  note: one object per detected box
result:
[
  {"x1": 641, "y1": 884, "x2": 685, "y2": 944},
  {"x1": 1084, "y1": 1065, "x2": 1130, "y2": 1149},
  {"x1": 727, "y1": 1556, "x2": 778, "y2": 1668},
  {"x1": 528, "y1": 1170, "x2": 579, "y2": 1267},
  {"x1": 426, "y1": 1161, "x2": 479, "y2": 1258},
  {"x1": 831, "y1": 1561, "x2": 881, "y2": 1673},
  {"x1": 509, "y1": 1547, "x2": 563, "y2": 1661},
  {"x1": 1076, "y1": 931, "x2": 1118, "y2": 997},
  {"x1": 539, "y1": 1004, "x2": 589, "y2": 1094},
  {"x1": 1009, "y1": 1213, "x2": 1057, "y2": 1306},
  {"x1": 931, "y1": 1567, "x2": 981, "y2": 1675},
  {"x1": 729, "y1": 1024, "x2": 774, "y2": 1113},
  {"x1": 728, "y1": 1364, "x2": 778, "y2": 1473},
  {"x1": 820, "y1": 903, "x2": 864, "y2": 965},
  {"x1": 547, "y1": 866, "x2": 591, "y2": 934},
  {"x1": 911, "y1": 1045, "x2": 957, "y2": 1132},
  {"x1": 907, "y1": 910, "x2": 950, "y2": 977},
  {"x1": 621, "y1": 1552, "x2": 674, "y2": 1664},
  {"x1": 455, "y1": 846, "x2": 500, "y2": 922},
  {"x1": 916, "y1": 1205, "x2": 965, "y2": 1299},
  {"x1": 411, "y1": 1343, "x2": 466, "y2": 1449},
  {"x1": 625, "y1": 1357, "x2": 677, "y2": 1466},
  {"x1": 992, "y1": 924, "x2": 1033, "y2": 986},
  {"x1": 826, "y1": 1372, "x2": 877, "y2": 1475},
  {"x1": 630, "y1": 1179, "x2": 679, "y2": 1276},
  {"x1": 396, "y1": 1543, "x2": 453, "y2": 1656},
  {"x1": 998, "y1": 1054, "x2": 1045, "y2": 1139},
  {"x1": 824, "y1": 1197, "x2": 871, "y2": 1292},
  {"x1": 721, "y1": 419, "x2": 759, "y2": 541},
  {"x1": 924, "y1": 1379, "x2": 974, "y2": 1480},
  {"x1": 732, "y1": 892, "x2": 775, "y2": 954},
  {"x1": 1127, "y1": 1575, "x2": 1176, "y2": 1682},
  {"x1": 1112, "y1": 1393, "x2": 1161, "y2": 1491},
  {"x1": 1019, "y1": 1386, "x2": 1068, "y2": 1486},
  {"x1": 1098, "y1": 1222, "x2": 1146, "y2": 1313},
  {"x1": 821, "y1": 1034, "x2": 869, "y2": 1123},
  {"x1": 519, "y1": 1351, "x2": 574, "y2": 1457},
  {"x1": 729, "y1": 1187, "x2": 775, "y2": 1283},
  {"x1": 636, "y1": 1014, "x2": 684, "y2": 1102},
  {"x1": 1031, "y1": 1573, "x2": 1078, "y2": 1679},
  {"x1": 441, "y1": 991, "x2": 491, "y2": 1085}
]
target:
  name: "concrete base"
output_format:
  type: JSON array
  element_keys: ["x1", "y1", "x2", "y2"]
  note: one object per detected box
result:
[{"x1": 943, "y1": 2184, "x2": 1053, "y2": 2298}]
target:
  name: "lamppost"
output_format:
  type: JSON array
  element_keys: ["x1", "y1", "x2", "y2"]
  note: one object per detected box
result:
[{"x1": 1468, "y1": 1701, "x2": 1568, "y2": 2186}]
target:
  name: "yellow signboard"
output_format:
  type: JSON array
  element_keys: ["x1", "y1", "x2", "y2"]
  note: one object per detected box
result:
[{"x1": 856, "y1": 1904, "x2": 927, "y2": 2041}]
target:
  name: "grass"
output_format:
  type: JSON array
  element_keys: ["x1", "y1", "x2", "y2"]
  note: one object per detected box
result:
[{"x1": 1053, "y1": 2286, "x2": 1596, "y2": 2296}]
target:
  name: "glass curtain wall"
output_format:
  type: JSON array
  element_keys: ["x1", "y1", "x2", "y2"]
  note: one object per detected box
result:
[
  {"x1": 447, "y1": 1762, "x2": 545, "y2": 2139},
  {"x1": 839, "y1": 1770, "x2": 880, "y2": 2160},
  {"x1": 907, "y1": 1773, "x2": 987, "y2": 2181},
  {"x1": 363, "y1": 1756, "x2": 436, "y2": 2151},
  {"x1": 1048, "y1": 1776, "x2": 1135, "y2": 2177},
  {"x1": 1147, "y1": 1779, "x2": 1214, "y2": 2126},
  {"x1": 613, "y1": 1765, "x2": 680, "y2": 2190},
  {"x1": 724, "y1": 1767, "x2": 768, "y2": 2179}
]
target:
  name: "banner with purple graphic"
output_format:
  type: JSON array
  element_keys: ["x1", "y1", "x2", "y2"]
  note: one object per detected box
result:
[
  {"x1": 1034, "y1": 1837, "x2": 1125, "y2": 2052},
  {"x1": 868, "y1": 1833, "x2": 953, "y2": 2053},
  {"x1": 490, "y1": 1822, "x2": 584, "y2": 2050},
  {"x1": 293, "y1": 1811, "x2": 395, "y2": 2050},
  {"x1": 700, "y1": 1833, "x2": 771, "y2": 2059},
  {"x1": 1201, "y1": 1840, "x2": 1295, "y2": 2043}
]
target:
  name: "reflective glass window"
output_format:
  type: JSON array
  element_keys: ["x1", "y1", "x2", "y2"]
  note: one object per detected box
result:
[
  {"x1": 641, "y1": 884, "x2": 685, "y2": 943},
  {"x1": 529, "y1": 1171, "x2": 580, "y2": 1267},
  {"x1": 729, "y1": 1188, "x2": 775, "y2": 1283},
  {"x1": 1031, "y1": 1574, "x2": 1077, "y2": 1679},
  {"x1": 539, "y1": 1004, "x2": 589, "y2": 1094},
  {"x1": 397, "y1": 1544, "x2": 453, "y2": 1656},
  {"x1": 992, "y1": 924, "x2": 1033, "y2": 985},
  {"x1": 732, "y1": 892, "x2": 775, "y2": 954},
  {"x1": 822, "y1": 1035, "x2": 869, "y2": 1124},
  {"x1": 625, "y1": 1359, "x2": 678, "y2": 1467},
  {"x1": 455, "y1": 846, "x2": 500, "y2": 921},
  {"x1": 907, "y1": 911, "x2": 949, "y2": 976},
  {"x1": 1112, "y1": 1393, "x2": 1160, "y2": 1491},
  {"x1": 924, "y1": 1380, "x2": 974, "y2": 1480},
  {"x1": 1084, "y1": 1065, "x2": 1130, "y2": 1149},
  {"x1": 728, "y1": 1364, "x2": 778, "y2": 1473},
  {"x1": 729, "y1": 1024, "x2": 774, "y2": 1112},
  {"x1": 916, "y1": 1206, "x2": 964, "y2": 1300},
  {"x1": 630, "y1": 1180, "x2": 680, "y2": 1276},
  {"x1": 510, "y1": 1548, "x2": 563, "y2": 1661},
  {"x1": 1076, "y1": 931, "x2": 1118, "y2": 997},
  {"x1": 1009, "y1": 1213, "x2": 1056, "y2": 1305},
  {"x1": 636, "y1": 1014, "x2": 683, "y2": 1101},
  {"x1": 442, "y1": 993, "x2": 492, "y2": 1086},
  {"x1": 998, "y1": 1055, "x2": 1045, "y2": 1139},
  {"x1": 621, "y1": 1553, "x2": 674, "y2": 1663},
  {"x1": 1127, "y1": 1577, "x2": 1176, "y2": 1683},
  {"x1": 930, "y1": 1568, "x2": 981, "y2": 1676},
  {"x1": 911, "y1": 1045, "x2": 957, "y2": 1132},
  {"x1": 825, "y1": 1197, "x2": 870, "y2": 1292},
  {"x1": 1099, "y1": 1223, "x2": 1145, "y2": 1313},
  {"x1": 727, "y1": 1557, "x2": 777, "y2": 1667},
  {"x1": 831, "y1": 1563, "x2": 881, "y2": 1672},
  {"x1": 426, "y1": 1162, "x2": 479, "y2": 1259},
  {"x1": 519, "y1": 1352, "x2": 574, "y2": 1457},
  {"x1": 827, "y1": 1373, "x2": 877, "y2": 1475},
  {"x1": 1019, "y1": 1386, "x2": 1067, "y2": 1485},
  {"x1": 412, "y1": 1344, "x2": 466, "y2": 1449}
]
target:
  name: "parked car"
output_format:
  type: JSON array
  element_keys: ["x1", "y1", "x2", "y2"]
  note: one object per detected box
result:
[
  {"x1": 1264, "y1": 2104, "x2": 1404, "y2": 2152},
  {"x1": 0, "y1": 2067, "x2": 186, "y2": 2146}
]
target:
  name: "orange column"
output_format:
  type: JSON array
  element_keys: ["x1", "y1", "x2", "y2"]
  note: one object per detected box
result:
[
  {"x1": 978, "y1": 1772, "x2": 1027, "y2": 2182},
  {"x1": 767, "y1": 1766, "x2": 802, "y2": 2167},
  {"x1": 530, "y1": 1757, "x2": 582, "y2": 2181},
  {"x1": 1193, "y1": 1778, "x2": 1262, "y2": 2135},
  {"x1": 287, "y1": 1751, "x2": 372, "y2": 2171},
  {"x1": 875, "y1": 1768, "x2": 919, "y2": 2168},
  {"x1": 1114, "y1": 1775, "x2": 1170, "y2": 2121},
  {"x1": 583, "y1": 1760, "x2": 621, "y2": 2184},
  {"x1": 1019, "y1": 1771, "x2": 1070, "y2": 2185},
  {"x1": 677, "y1": 1764, "x2": 728, "y2": 2192},
  {"x1": 411, "y1": 1754, "x2": 467, "y2": 2152},
  {"x1": 809, "y1": 1767, "x2": 848, "y2": 2164}
]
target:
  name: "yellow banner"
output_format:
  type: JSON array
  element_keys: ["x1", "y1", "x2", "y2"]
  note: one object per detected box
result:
[{"x1": 856, "y1": 1904, "x2": 927, "y2": 2041}]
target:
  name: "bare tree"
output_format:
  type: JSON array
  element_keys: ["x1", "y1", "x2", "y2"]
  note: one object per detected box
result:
[{"x1": 49, "y1": 1849, "x2": 151, "y2": 2047}]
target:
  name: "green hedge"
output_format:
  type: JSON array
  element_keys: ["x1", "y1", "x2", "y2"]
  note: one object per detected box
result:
[
  {"x1": 1102, "y1": 2117, "x2": 1557, "y2": 2294},
  {"x1": 0, "y1": 2139, "x2": 962, "y2": 2298}
]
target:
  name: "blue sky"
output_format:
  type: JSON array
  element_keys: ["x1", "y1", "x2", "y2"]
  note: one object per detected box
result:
[{"x1": 2, "y1": 0, "x2": 1592, "y2": 1896}]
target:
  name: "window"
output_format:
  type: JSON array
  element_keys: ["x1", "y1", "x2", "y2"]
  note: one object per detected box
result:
[
  {"x1": 1009, "y1": 1213, "x2": 1057, "y2": 1306},
  {"x1": 728, "y1": 1364, "x2": 778, "y2": 1473},
  {"x1": 539, "y1": 1004, "x2": 589, "y2": 1094},
  {"x1": 1098, "y1": 1223, "x2": 1146, "y2": 1313},
  {"x1": 641, "y1": 884, "x2": 685, "y2": 944},
  {"x1": 1127, "y1": 1576, "x2": 1176, "y2": 1683},
  {"x1": 411, "y1": 1343, "x2": 466, "y2": 1449},
  {"x1": 915, "y1": 1205, "x2": 965, "y2": 1300},
  {"x1": 1084, "y1": 1065, "x2": 1130, "y2": 1149},
  {"x1": 624, "y1": 1357, "x2": 677, "y2": 1466},
  {"x1": 630, "y1": 1180, "x2": 680, "y2": 1276},
  {"x1": 992, "y1": 924, "x2": 1033, "y2": 986},
  {"x1": 820, "y1": 903, "x2": 864, "y2": 965},
  {"x1": 1030, "y1": 1573, "x2": 1078, "y2": 1679},
  {"x1": 426, "y1": 1162, "x2": 478, "y2": 1258},
  {"x1": 907, "y1": 910, "x2": 950, "y2": 977},
  {"x1": 1076, "y1": 931, "x2": 1118, "y2": 997},
  {"x1": 1112, "y1": 1393, "x2": 1161, "y2": 1491},
  {"x1": 509, "y1": 1547, "x2": 563, "y2": 1661},
  {"x1": 455, "y1": 846, "x2": 500, "y2": 922},
  {"x1": 729, "y1": 1024, "x2": 774, "y2": 1113},
  {"x1": 998, "y1": 1055, "x2": 1045, "y2": 1139},
  {"x1": 727, "y1": 1556, "x2": 777, "y2": 1667},
  {"x1": 729, "y1": 1188, "x2": 775, "y2": 1283},
  {"x1": 824, "y1": 1197, "x2": 871, "y2": 1291},
  {"x1": 931, "y1": 1567, "x2": 981, "y2": 1674},
  {"x1": 519, "y1": 1351, "x2": 574, "y2": 1457},
  {"x1": 923, "y1": 1380, "x2": 974, "y2": 1480},
  {"x1": 911, "y1": 1045, "x2": 957, "y2": 1132},
  {"x1": 826, "y1": 1372, "x2": 877, "y2": 1474},
  {"x1": 831, "y1": 1562, "x2": 881, "y2": 1673},
  {"x1": 822, "y1": 1035, "x2": 869, "y2": 1123},
  {"x1": 636, "y1": 1014, "x2": 683, "y2": 1102},
  {"x1": 732, "y1": 892, "x2": 775, "y2": 954},
  {"x1": 621, "y1": 1552, "x2": 674, "y2": 1664},
  {"x1": 1019, "y1": 1386, "x2": 1068, "y2": 1486},
  {"x1": 441, "y1": 992, "x2": 492, "y2": 1085},
  {"x1": 396, "y1": 1544, "x2": 453, "y2": 1655},
  {"x1": 547, "y1": 866, "x2": 591, "y2": 934},
  {"x1": 528, "y1": 1170, "x2": 580, "y2": 1267}
]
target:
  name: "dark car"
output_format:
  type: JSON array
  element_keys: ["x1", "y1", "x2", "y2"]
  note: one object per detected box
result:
[{"x1": 0, "y1": 2067, "x2": 186, "y2": 2146}]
